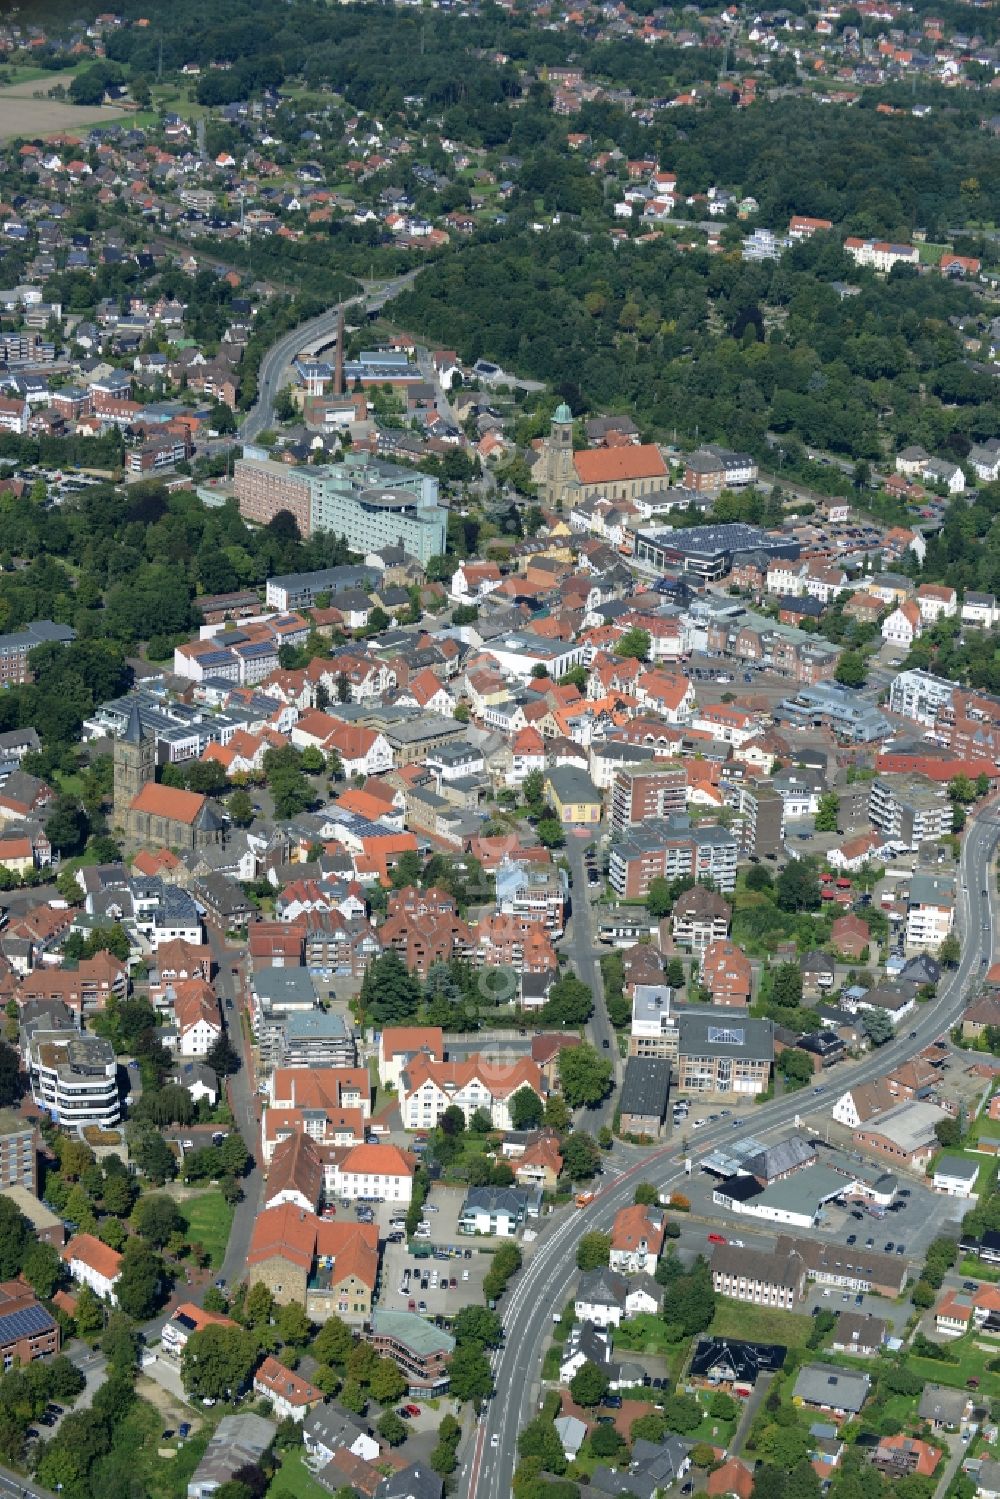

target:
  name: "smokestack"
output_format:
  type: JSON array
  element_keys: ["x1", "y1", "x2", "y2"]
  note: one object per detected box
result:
[{"x1": 334, "y1": 307, "x2": 345, "y2": 398}]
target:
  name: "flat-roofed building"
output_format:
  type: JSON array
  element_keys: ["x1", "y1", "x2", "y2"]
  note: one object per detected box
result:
[{"x1": 365, "y1": 1309, "x2": 455, "y2": 1396}]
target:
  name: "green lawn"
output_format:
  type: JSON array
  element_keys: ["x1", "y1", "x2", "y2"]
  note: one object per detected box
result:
[
  {"x1": 182, "y1": 1190, "x2": 234, "y2": 1269},
  {"x1": 266, "y1": 1449, "x2": 329, "y2": 1499},
  {"x1": 614, "y1": 1313, "x2": 683, "y2": 1355},
  {"x1": 908, "y1": 1336, "x2": 1000, "y2": 1398},
  {"x1": 711, "y1": 1298, "x2": 813, "y2": 1348}
]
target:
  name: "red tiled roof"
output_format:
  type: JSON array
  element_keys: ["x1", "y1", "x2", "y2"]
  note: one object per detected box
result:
[
  {"x1": 130, "y1": 781, "x2": 208, "y2": 825},
  {"x1": 573, "y1": 445, "x2": 667, "y2": 485}
]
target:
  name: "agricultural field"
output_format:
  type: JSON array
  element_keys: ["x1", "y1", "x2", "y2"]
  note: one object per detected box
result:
[{"x1": 0, "y1": 74, "x2": 130, "y2": 142}]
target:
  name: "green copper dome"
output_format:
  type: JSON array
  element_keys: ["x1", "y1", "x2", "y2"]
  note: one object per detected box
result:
[{"x1": 553, "y1": 402, "x2": 573, "y2": 423}]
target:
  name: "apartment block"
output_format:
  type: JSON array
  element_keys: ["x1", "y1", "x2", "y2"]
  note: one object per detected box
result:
[
  {"x1": 629, "y1": 984, "x2": 678, "y2": 1061},
  {"x1": 711, "y1": 1243, "x2": 805, "y2": 1308},
  {"x1": 726, "y1": 781, "x2": 783, "y2": 860},
  {"x1": 905, "y1": 874, "x2": 955, "y2": 953},
  {"x1": 609, "y1": 817, "x2": 737, "y2": 898},
  {"x1": 0, "y1": 1112, "x2": 37, "y2": 1195},
  {"x1": 610, "y1": 764, "x2": 687, "y2": 835},
  {"x1": 868, "y1": 776, "x2": 953, "y2": 849}
]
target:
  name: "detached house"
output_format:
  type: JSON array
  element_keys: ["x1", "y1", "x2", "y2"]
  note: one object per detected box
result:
[
  {"x1": 882, "y1": 601, "x2": 921, "y2": 650},
  {"x1": 609, "y1": 1203, "x2": 666, "y2": 1274}
]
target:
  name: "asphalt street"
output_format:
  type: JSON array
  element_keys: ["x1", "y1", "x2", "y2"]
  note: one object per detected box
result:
[
  {"x1": 563, "y1": 835, "x2": 619, "y2": 1129},
  {"x1": 462, "y1": 807, "x2": 1000, "y2": 1499},
  {"x1": 240, "y1": 271, "x2": 421, "y2": 442}
]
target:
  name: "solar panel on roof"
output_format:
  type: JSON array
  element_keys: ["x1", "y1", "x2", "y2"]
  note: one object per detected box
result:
[{"x1": 0, "y1": 1303, "x2": 55, "y2": 1342}]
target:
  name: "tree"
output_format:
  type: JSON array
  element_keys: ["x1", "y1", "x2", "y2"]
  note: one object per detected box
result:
[
  {"x1": 522, "y1": 770, "x2": 546, "y2": 810},
  {"x1": 132, "y1": 1193, "x2": 182, "y2": 1247},
  {"x1": 0, "y1": 1197, "x2": 29, "y2": 1277},
  {"x1": 615, "y1": 628, "x2": 650, "y2": 662},
  {"x1": 659, "y1": 1394, "x2": 703, "y2": 1434},
  {"x1": 745, "y1": 864, "x2": 773, "y2": 892},
  {"x1": 631, "y1": 1412, "x2": 669, "y2": 1443},
  {"x1": 45, "y1": 794, "x2": 88, "y2": 855},
  {"x1": 509, "y1": 1086, "x2": 544, "y2": 1131},
  {"x1": 860, "y1": 1006, "x2": 894, "y2": 1046},
  {"x1": 313, "y1": 1315, "x2": 353, "y2": 1367},
  {"x1": 228, "y1": 789, "x2": 255, "y2": 827},
  {"x1": 776, "y1": 859, "x2": 821, "y2": 912},
  {"x1": 453, "y1": 1306, "x2": 503, "y2": 1348},
  {"x1": 22, "y1": 1240, "x2": 62, "y2": 1299},
  {"x1": 440, "y1": 1104, "x2": 466, "y2": 1138},
  {"x1": 709, "y1": 1391, "x2": 738, "y2": 1420},
  {"x1": 447, "y1": 1343, "x2": 493, "y2": 1404},
  {"x1": 569, "y1": 1360, "x2": 609, "y2": 1407},
  {"x1": 276, "y1": 1302, "x2": 312, "y2": 1349},
  {"x1": 777, "y1": 1049, "x2": 814, "y2": 1088},
  {"x1": 360, "y1": 951, "x2": 421, "y2": 1025},
  {"x1": 378, "y1": 1409, "x2": 408, "y2": 1447},
  {"x1": 633, "y1": 1183, "x2": 659, "y2": 1206},
  {"x1": 536, "y1": 818, "x2": 566, "y2": 849},
  {"x1": 558, "y1": 1043, "x2": 613, "y2": 1108},
  {"x1": 115, "y1": 1239, "x2": 163, "y2": 1319},
  {"x1": 543, "y1": 973, "x2": 593, "y2": 1027},
  {"x1": 339, "y1": 1381, "x2": 367, "y2": 1416},
  {"x1": 934, "y1": 1117, "x2": 962, "y2": 1147},
  {"x1": 834, "y1": 651, "x2": 866, "y2": 689},
  {"x1": 940, "y1": 931, "x2": 961, "y2": 967},
  {"x1": 182, "y1": 1324, "x2": 259, "y2": 1402},
  {"x1": 131, "y1": 1129, "x2": 176, "y2": 1184},
  {"x1": 207, "y1": 1035, "x2": 241, "y2": 1078},
  {"x1": 576, "y1": 1232, "x2": 612, "y2": 1270},
  {"x1": 347, "y1": 1340, "x2": 379, "y2": 1385},
  {"x1": 814, "y1": 793, "x2": 840, "y2": 833},
  {"x1": 562, "y1": 1131, "x2": 601, "y2": 1179},
  {"x1": 0, "y1": 1042, "x2": 21, "y2": 1107},
  {"x1": 771, "y1": 962, "x2": 804, "y2": 1008},
  {"x1": 370, "y1": 1356, "x2": 407, "y2": 1406},
  {"x1": 518, "y1": 1415, "x2": 568, "y2": 1474},
  {"x1": 662, "y1": 1257, "x2": 716, "y2": 1336},
  {"x1": 591, "y1": 1423, "x2": 626, "y2": 1459},
  {"x1": 73, "y1": 1284, "x2": 105, "y2": 1338},
  {"x1": 646, "y1": 877, "x2": 672, "y2": 920}
]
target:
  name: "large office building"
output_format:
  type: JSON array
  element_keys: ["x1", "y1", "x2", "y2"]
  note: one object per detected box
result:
[
  {"x1": 675, "y1": 1010, "x2": 774, "y2": 1099},
  {"x1": 773, "y1": 683, "x2": 893, "y2": 743},
  {"x1": 235, "y1": 448, "x2": 448, "y2": 562},
  {"x1": 24, "y1": 1030, "x2": 120, "y2": 1128}
]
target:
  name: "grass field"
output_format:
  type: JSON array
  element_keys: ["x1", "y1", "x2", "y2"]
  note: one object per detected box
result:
[
  {"x1": 267, "y1": 1449, "x2": 332, "y2": 1499},
  {"x1": 908, "y1": 1338, "x2": 1000, "y2": 1399},
  {"x1": 182, "y1": 1190, "x2": 234, "y2": 1269},
  {"x1": 711, "y1": 1299, "x2": 814, "y2": 1348}
]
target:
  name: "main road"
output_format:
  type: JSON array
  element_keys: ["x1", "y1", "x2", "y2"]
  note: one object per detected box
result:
[
  {"x1": 240, "y1": 271, "x2": 421, "y2": 442},
  {"x1": 464, "y1": 807, "x2": 1000, "y2": 1499}
]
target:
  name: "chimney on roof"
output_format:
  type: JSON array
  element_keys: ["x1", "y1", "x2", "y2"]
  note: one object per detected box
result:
[{"x1": 333, "y1": 306, "x2": 345, "y2": 398}]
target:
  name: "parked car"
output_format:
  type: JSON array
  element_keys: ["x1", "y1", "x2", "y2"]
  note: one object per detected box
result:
[{"x1": 707, "y1": 1232, "x2": 726, "y2": 1245}]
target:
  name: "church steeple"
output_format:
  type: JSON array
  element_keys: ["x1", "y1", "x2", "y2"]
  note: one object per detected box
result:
[{"x1": 113, "y1": 701, "x2": 155, "y2": 826}]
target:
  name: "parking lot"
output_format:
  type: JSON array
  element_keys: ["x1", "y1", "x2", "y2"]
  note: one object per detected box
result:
[{"x1": 376, "y1": 1184, "x2": 493, "y2": 1320}]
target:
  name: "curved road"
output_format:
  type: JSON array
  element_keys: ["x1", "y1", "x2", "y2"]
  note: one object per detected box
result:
[
  {"x1": 464, "y1": 808, "x2": 1000, "y2": 1499},
  {"x1": 240, "y1": 272, "x2": 420, "y2": 442}
]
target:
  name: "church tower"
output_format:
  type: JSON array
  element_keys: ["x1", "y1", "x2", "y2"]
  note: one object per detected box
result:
[
  {"x1": 541, "y1": 403, "x2": 576, "y2": 509},
  {"x1": 113, "y1": 700, "x2": 155, "y2": 827}
]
